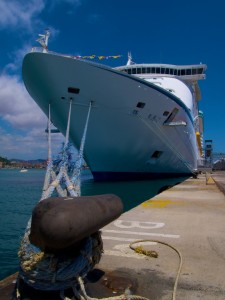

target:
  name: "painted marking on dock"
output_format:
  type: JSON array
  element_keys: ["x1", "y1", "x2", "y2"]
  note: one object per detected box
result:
[
  {"x1": 141, "y1": 199, "x2": 184, "y2": 208},
  {"x1": 141, "y1": 199, "x2": 172, "y2": 208},
  {"x1": 102, "y1": 236, "x2": 157, "y2": 244},
  {"x1": 206, "y1": 176, "x2": 215, "y2": 185},
  {"x1": 114, "y1": 220, "x2": 164, "y2": 229},
  {"x1": 103, "y1": 249, "x2": 145, "y2": 259},
  {"x1": 102, "y1": 229, "x2": 180, "y2": 239},
  {"x1": 102, "y1": 219, "x2": 180, "y2": 258}
]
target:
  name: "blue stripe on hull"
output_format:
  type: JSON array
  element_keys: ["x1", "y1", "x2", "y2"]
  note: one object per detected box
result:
[{"x1": 92, "y1": 171, "x2": 192, "y2": 182}]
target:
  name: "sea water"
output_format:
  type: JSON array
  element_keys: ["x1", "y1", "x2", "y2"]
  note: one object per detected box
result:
[
  {"x1": 0, "y1": 168, "x2": 186, "y2": 280},
  {"x1": 0, "y1": 169, "x2": 45, "y2": 280}
]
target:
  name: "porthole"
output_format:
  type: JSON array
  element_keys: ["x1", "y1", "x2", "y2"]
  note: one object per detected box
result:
[
  {"x1": 151, "y1": 151, "x2": 163, "y2": 158},
  {"x1": 136, "y1": 102, "x2": 146, "y2": 108}
]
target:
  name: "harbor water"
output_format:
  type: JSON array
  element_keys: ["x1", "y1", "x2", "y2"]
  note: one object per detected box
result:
[{"x1": 0, "y1": 168, "x2": 187, "y2": 280}]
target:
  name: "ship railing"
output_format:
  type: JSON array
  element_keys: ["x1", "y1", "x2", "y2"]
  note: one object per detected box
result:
[
  {"x1": 30, "y1": 47, "x2": 113, "y2": 69},
  {"x1": 31, "y1": 47, "x2": 81, "y2": 59}
]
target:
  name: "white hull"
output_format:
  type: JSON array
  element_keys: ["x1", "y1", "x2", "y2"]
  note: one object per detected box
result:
[{"x1": 23, "y1": 52, "x2": 205, "y2": 181}]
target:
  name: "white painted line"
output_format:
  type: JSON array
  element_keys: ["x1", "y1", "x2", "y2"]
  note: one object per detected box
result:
[
  {"x1": 102, "y1": 236, "x2": 157, "y2": 244},
  {"x1": 102, "y1": 229, "x2": 180, "y2": 239},
  {"x1": 114, "y1": 220, "x2": 165, "y2": 229},
  {"x1": 103, "y1": 250, "x2": 145, "y2": 259}
]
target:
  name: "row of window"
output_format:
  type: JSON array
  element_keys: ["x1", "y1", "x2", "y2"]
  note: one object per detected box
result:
[{"x1": 121, "y1": 67, "x2": 204, "y2": 76}]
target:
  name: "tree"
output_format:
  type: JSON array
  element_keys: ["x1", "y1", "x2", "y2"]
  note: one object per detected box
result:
[{"x1": 0, "y1": 156, "x2": 11, "y2": 165}]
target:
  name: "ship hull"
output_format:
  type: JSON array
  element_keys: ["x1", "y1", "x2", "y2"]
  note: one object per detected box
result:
[{"x1": 23, "y1": 52, "x2": 198, "y2": 181}]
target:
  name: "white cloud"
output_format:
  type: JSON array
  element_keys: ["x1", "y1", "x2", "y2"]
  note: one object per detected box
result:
[
  {"x1": 0, "y1": 126, "x2": 64, "y2": 160},
  {"x1": 0, "y1": 0, "x2": 45, "y2": 31},
  {"x1": 0, "y1": 74, "x2": 67, "y2": 159},
  {"x1": 5, "y1": 43, "x2": 33, "y2": 73},
  {"x1": 0, "y1": 74, "x2": 46, "y2": 130},
  {"x1": 0, "y1": 0, "x2": 82, "y2": 159}
]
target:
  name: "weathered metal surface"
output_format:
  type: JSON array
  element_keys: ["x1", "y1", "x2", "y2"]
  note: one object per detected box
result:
[{"x1": 30, "y1": 194, "x2": 123, "y2": 252}]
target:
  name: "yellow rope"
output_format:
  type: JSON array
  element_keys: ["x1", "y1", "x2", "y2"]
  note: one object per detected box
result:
[
  {"x1": 129, "y1": 240, "x2": 183, "y2": 300},
  {"x1": 16, "y1": 239, "x2": 182, "y2": 300}
]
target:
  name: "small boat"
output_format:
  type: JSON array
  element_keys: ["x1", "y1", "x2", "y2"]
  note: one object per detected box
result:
[{"x1": 20, "y1": 168, "x2": 28, "y2": 173}]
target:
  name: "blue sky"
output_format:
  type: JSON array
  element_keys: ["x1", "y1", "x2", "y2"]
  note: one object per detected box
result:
[{"x1": 0, "y1": 0, "x2": 224, "y2": 160}]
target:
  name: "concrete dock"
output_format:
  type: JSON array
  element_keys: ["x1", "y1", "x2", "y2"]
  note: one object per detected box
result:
[{"x1": 1, "y1": 172, "x2": 225, "y2": 299}]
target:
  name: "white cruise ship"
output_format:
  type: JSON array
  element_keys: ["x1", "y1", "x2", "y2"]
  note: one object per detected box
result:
[{"x1": 22, "y1": 34, "x2": 206, "y2": 181}]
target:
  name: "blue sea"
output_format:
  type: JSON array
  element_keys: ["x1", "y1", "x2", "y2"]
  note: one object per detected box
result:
[{"x1": 0, "y1": 168, "x2": 186, "y2": 280}]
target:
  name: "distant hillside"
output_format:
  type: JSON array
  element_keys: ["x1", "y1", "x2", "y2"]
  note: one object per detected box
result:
[
  {"x1": 10, "y1": 159, "x2": 46, "y2": 165},
  {"x1": 0, "y1": 156, "x2": 11, "y2": 165}
]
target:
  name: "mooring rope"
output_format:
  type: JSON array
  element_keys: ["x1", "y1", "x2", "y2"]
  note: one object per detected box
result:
[
  {"x1": 17, "y1": 101, "x2": 183, "y2": 300},
  {"x1": 18, "y1": 101, "x2": 100, "y2": 299},
  {"x1": 69, "y1": 239, "x2": 183, "y2": 300},
  {"x1": 41, "y1": 100, "x2": 92, "y2": 200},
  {"x1": 71, "y1": 101, "x2": 92, "y2": 195},
  {"x1": 130, "y1": 240, "x2": 183, "y2": 300},
  {"x1": 18, "y1": 232, "x2": 103, "y2": 291},
  {"x1": 77, "y1": 276, "x2": 149, "y2": 300}
]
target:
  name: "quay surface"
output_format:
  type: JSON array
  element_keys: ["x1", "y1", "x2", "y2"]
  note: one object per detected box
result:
[{"x1": 1, "y1": 172, "x2": 225, "y2": 299}]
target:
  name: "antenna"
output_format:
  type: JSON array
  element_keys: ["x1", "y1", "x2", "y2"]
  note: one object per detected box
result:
[
  {"x1": 127, "y1": 52, "x2": 132, "y2": 65},
  {"x1": 126, "y1": 52, "x2": 135, "y2": 65},
  {"x1": 36, "y1": 29, "x2": 50, "y2": 53}
]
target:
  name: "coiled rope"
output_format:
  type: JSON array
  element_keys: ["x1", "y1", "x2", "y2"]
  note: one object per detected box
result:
[
  {"x1": 17, "y1": 101, "x2": 183, "y2": 300},
  {"x1": 17, "y1": 101, "x2": 104, "y2": 299}
]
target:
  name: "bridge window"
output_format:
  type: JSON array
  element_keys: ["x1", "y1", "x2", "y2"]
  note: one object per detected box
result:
[
  {"x1": 132, "y1": 68, "x2": 136, "y2": 74},
  {"x1": 197, "y1": 68, "x2": 203, "y2": 74},
  {"x1": 186, "y1": 69, "x2": 191, "y2": 75}
]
